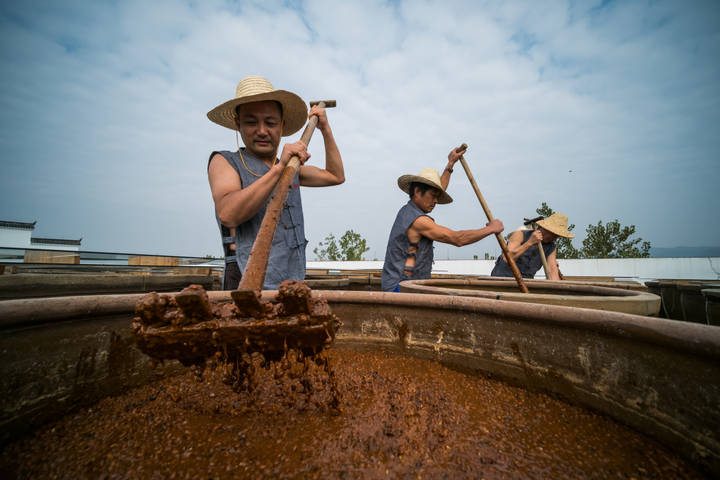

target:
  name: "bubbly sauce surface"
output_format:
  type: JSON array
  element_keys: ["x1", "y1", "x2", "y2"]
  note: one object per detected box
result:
[{"x1": 0, "y1": 348, "x2": 702, "y2": 479}]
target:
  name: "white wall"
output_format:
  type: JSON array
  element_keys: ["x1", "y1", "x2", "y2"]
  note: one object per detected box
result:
[
  {"x1": 0, "y1": 228, "x2": 32, "y2": 248},
  {"x1": 307, "y1": 261, "x2": 384, "y2": 271},
  {"x1": 552, "y1": 257, "x2": 720, "y2": 282},
  {"x1": 30, "y1": 241, "x2": 81, "y2": 252},
  {"x1": 307, "y1": 257, "x2": 720, "y2": 283}
]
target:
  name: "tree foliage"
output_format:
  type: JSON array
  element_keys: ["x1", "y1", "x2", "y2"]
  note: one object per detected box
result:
[
  {"x1": 537, "y1": 202, "x2": 651, "y2": 259},
  {"x1": 535, "y1": 202, "x2": 579, "y2": 259},
  {"x1": 313, "y1": 233, "x2": 341, "y2": 261},
  {"x1": 313, "y1": 230, "x2": 370, "y2": 261},
  {"x1": 338, "y1": 230, "x2": 370, "y2": 261},
  {"x1": 581, "y1": 220, "x2": 651, "y2": 259}
]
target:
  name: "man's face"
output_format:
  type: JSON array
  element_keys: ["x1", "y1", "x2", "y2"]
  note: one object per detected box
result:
[
  {"x1": 235, "y1": 101, "x2": 283, "y2": 159},
  {"x1": 412, "y1": 186, "x2": 441, "y2": 213},
  {"x1": 540, "y1": 228, "x2": 558, "y2": 243}
]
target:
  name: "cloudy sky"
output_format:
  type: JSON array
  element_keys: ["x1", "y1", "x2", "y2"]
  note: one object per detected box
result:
[{"x1": 1, "y1": 0, "x2": 718, "y2": 260}]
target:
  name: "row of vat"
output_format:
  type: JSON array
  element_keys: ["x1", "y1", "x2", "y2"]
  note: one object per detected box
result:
[
  {"x1": 2, "y1": 269, "x2": 719, "y2": 324},
  {"x1": 645, "y1": 279, "x2": 720, "y2": 325},
  {"x1": 305, "y1": 272, "x2": 720, "y2": 324}
]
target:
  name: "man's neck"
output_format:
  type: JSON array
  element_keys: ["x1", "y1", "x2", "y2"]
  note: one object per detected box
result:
[
  {"x1": 243, "y1": 147, "x2": 276, "y2": 165},
  {"x1": 411, "y1": 198, "x2": 429, "y2": 213}
]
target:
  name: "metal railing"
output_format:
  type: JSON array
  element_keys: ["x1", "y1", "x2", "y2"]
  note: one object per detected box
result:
[{"x1": 0, "y1": 247, "x2": 223, "y2": 273}]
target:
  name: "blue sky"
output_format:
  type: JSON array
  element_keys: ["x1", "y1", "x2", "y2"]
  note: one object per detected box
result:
[{"x1": 0, "y1": 0, "x2": 718, "y2": 260}]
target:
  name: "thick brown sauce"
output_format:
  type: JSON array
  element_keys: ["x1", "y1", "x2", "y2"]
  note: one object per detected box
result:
[
  {"x1": 133, "y1": 282, "x2": 341, "y2": 365},
  {"x1": 0, "y1": 348, "x2": 702, "y2": 479}
]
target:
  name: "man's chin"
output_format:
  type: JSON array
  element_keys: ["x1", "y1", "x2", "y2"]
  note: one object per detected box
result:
[{"x1": 249, "y1": 143, "x2": 276, "y2": 157}]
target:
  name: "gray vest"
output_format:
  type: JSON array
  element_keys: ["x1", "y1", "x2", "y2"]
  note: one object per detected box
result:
[
  {"x1": 210, "y1": 149, "x2": 306, "y2": 290},
  {"x1": 381, "y1": 201, "x2": 434, "y2": 291},
  {"x1": 491, "y1": 229, "x2": 556, "y2": 278}
]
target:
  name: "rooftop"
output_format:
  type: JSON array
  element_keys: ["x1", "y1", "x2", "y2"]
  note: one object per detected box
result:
[
  {"x1": 31, "y1": 237, "x2": 82, "y2": 246},
  {"x1": 0, "y1": 220, "x2": 36, "y2": 230}
]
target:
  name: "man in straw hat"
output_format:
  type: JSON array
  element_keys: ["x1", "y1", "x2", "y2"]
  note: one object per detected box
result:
[
  {"x1": 382, "y1": 149, "x2": 504, "y2": 292},
  {"x1": 207, "y1": 76, "x2": 345, "y2": 290},
  {"x1": 491, "y1": 213, "x2": 574, "y2": 280}
]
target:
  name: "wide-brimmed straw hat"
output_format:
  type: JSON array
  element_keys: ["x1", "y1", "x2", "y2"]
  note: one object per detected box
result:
[
  {"x1": 207, "y1": 76, "x2": 308, "y2": 136},
  {"x1": 397, "y1": 168, "x2": 453, "y2": 204},
  {"x1": 537, "y1": 213, "x2": 574, "y2": 238}
]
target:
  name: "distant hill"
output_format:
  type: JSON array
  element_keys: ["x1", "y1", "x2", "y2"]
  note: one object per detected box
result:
[{"x1": 650, "y1": 246, "x2": 720, "y2": 258}]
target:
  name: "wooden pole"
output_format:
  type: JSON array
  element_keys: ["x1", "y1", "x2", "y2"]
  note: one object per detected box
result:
[
  {"x1": 455, "y1": 144, "x2": 529, "y2": 293},
  {"x1": 537, "y1": 237, "x2": 551, "y2": 278}
]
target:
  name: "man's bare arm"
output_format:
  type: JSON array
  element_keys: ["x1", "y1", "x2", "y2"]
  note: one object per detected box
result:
[
  {"x1": 546, "y1": 250, "x2": 561, "y2": 280},
  {"x1": 299, "y1": 106, "x2": 345, "y2": 187},
  {"x1": 411, "y1": 216, "x2": 503, "y2": 247},
  {"x1": 503, "y1": 230, "x2": 542, "y2": 262},
  {"x1": 440, "y1": 147, "x2": 462, "y2": 191},
  {"x1": 208, "y1": 154, "x2": 282, "y2": 227},
  {"x1": 208, "y1": 141, "x2": 309, "y2": 227}
]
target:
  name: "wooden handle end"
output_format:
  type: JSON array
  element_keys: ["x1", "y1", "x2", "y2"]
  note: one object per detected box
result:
[{"x1": 309, "y1": 100, "x2": 336, "y2": 108}]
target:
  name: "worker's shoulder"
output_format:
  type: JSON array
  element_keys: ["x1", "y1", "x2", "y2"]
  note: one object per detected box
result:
[
  {"x1": 207, "y1": 152, "x2": 240, "y2": 182},
  {"x1": 209, "y1": 150, "x2": 233, "y2": 162},
  {"x1": 411, "y1": 214, "x2": 436, "y2": 229},
  {"x1": 208, "y1": 151, "x2": 237, "y2": 169}
]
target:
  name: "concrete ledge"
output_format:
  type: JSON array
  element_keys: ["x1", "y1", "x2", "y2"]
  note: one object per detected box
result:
[{"x1": 0, "y1": 273, "x2": 216, "y2": 300}]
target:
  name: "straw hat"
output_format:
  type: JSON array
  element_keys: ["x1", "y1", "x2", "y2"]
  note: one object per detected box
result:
[
  {"x1": 537, "y1": 213, "x2": 574, "y2": 238},
  {"x1": 207, "y1": 76, "x2": 308, "y2": 136},
  {"x1": 397, "y1": 168, "x2": 453, "y2": 204}
]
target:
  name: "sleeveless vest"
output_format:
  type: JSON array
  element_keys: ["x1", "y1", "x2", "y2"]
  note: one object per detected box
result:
[
  {"x1": 210, "y1": 149, "x2": 306, "y2": 290},
  {"x1": 491, "y1": 229, "x2": 555, "y2": 279},
  {"x1": 381, "y1": 201, "x2": 434, "y2": 291}
]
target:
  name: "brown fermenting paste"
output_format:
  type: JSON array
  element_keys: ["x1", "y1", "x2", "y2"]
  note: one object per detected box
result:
[
  {"x1": 0, "y1": 348, "x2": 702, "y2": 479},
  {"x1": 132, "y1": 281, "x2": 341, "y2": 366}
]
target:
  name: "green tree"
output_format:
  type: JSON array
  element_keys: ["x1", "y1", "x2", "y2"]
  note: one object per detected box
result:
[
  {"x1": 536, "y1": 202, "x2": 580, "y2": 259},
  {"x1": 313, "y1": 233, "x2": 341, "y2": 261},
  {"x1": 580, "y1": 220, "x2": 651, "y2": 259},
  {"x1": 338, "y1": 230, "x2": 370, "y2": 261},
  {"x1": 313, "y1": 230, "x2": 370, "y2": 261}
]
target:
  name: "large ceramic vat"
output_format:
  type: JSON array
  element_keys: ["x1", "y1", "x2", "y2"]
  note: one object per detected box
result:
[
  {"x1": 477, "y1": 275, "x2": 649, "y2": 292},
  {"x1": 645, "y1": 280, "x2": 665, "y2": 317},
  {"x1": 305, "y1": 271, "x2": 468, "y2": 291},
  {"x1": 305, "y1": 273, "x2": 381, "y2": 291},
  {"x1": 678, "y1": 282, "x2": 720, "y2": 324},
  {"x1": 645, "y1": 279, "x2": 720, "y2": 323},
  {"x1": 0, "y1": 290, "x2": 717, "y2": 475},
  {"x1": 704, "y1": 289, "x2": 720, "y2": 325},
  {"x1": 400, "y1": 278, "x2": 661, "y2": 316}
]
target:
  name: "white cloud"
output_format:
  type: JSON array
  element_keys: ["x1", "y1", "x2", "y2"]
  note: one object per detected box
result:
[{"x1": 0, "y1": 0, "x2": 718, "y2": 258}]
